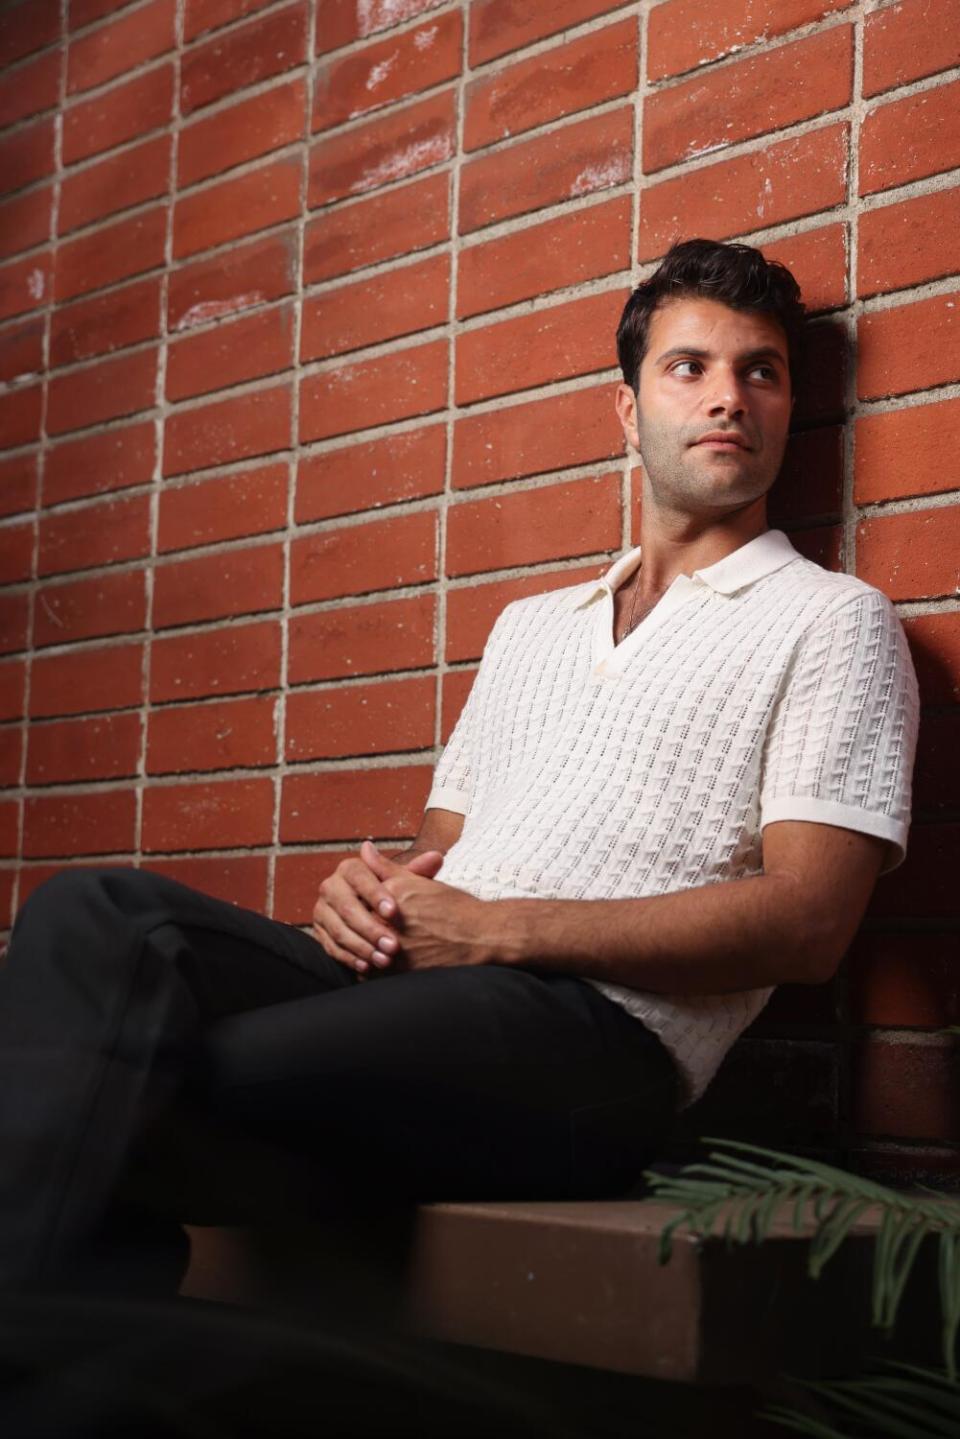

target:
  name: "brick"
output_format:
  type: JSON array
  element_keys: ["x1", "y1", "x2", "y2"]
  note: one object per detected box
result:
[
  {"x1": 0, "y1": 657, "x2": 25, "y2": 721},
  {"x1": 466, "y1": 18, "x2": 636, "y2": 155},
  {"x1": 185, "y1": 0, "x2": 276, "y2": 42},
  {"x1": 145, "y1": 854, "x2": 270, "y2": 910},
  {"x1": 0, "y1": 724, "x2": 22, "y2": 788},
  {"x1": 0, "y1": 452, "x2": 38, "y2": 518},
  {"x1": 70, "y1": 0, "x2": 145, "y2": 27},
  {"x1": 301, "y1": 254, "x2": 449, "y2": 362},
  {"x1": 0, "y1": 520, "x2": 33, "y2": 584},
  {"x1": 863, "y1": 0, "x2": 960, "y2": 99},
  {"x1": 296, "y1": 426, "x2": 445, "y2": 523},
  {"x1": 309, "y1": 90, "x2": 455, "y2": 208},
  {"x1": 273, "y1": 849, "x2": 354, "y2": 925},
  {"x1": 67, "y1": 0, "x2": 175, "y2": 95},
  {"x1": 33, "y1": 569, "x2": 146, "y2": 647},
  {"x1": 0, "y1": 864, "x2": 13, "y2": 924},
  {"x1": 30, "y1": 640, "x2": 143, "y2": 717},
  {"x1": 904, "y1": 612, "x2": 960, "y2": 706},
  {"x1": 291, "y1": 509, "x2": 437, "y2": 604},
  {"x1": 850, "y1": 929, "x2": 959, "y2": 1027},
  {"x1": 59, "y1": 135, "x2": 171, "y2": 236},
  {"x1": 458, "y1": 196, "x2": 631, "y2": 321},
  {"x1": 857, "y1": 508, "x2": 960, "y2": 603},
  {"x1": 47, "y1": 347, "x2": 157, "y2": 436},
  {"x1": 0, "y1": 591, "x2": 28, "y2": 654},
  {"x1": 50, "y1": 276, "x2": 162, "y2": 368},
  {"x1": 639, "y1": 123, "x2": 847, "y2": 260},
  {"x1": 0, "y1": 316, "x2": 44, "y2": 384},
  {"x1": 768, "y1": 425, "x2": 843, "y2": 527},
  {"x1": 147, "y1": 694, "x2": 278, "y2": 774},
  {"x1": 648, "y1": 0, "x2": 851, "y2": 82},
  {"x1": 859, "y1": 187, "x2": 960, "y2": 301},
  {"x1": 299, "y1": 339, "x2": 447, "y2": 443},
  {"x1": 468, "y1": 0, "x2": 624, "y2": 66},
  {"x1": 460, "y1": 108, "x2": 632, "y2": 235},
  {"x1": 0, "y1": 384, "x2": 42, "y2": 451},
  {"x1": 285, "y1": 675, "x2": 435, "y2": 761},
  {"x1": 173, "y1": 156, "x2": 301, "y2": 260},
  {"x1": 870, "y1": 822, "x2": 959, "y2": 920},
  {"x1": 0, "y1": 254, "x2": 50, "y2": 324},
  {"x1": 178, "y1": 76, "x2": 306, "y2": 188},
  {"x1": 446, "y1": 565, "x2": 601, "y2": 662},
  {"x1": 168, "y1": 228, "x2": 297, "y2": 332},
  {"x1": 456, "y1": 290, "x2": 624, "y2": 406},
  {"x1": 315, "y1": 0, "x2": 446, "y2": 56},
  {"x1": 153, "y1": 542, "x2": 284, "y2": 629},
  {"x1": 45, "y1": 420, "x2": 156, "y2": 506},
  {"x1": 792, "y1": 318, "x2": 846, "y2": 429},
  {"x1": 645, "y1": 27, "x2": 852, "y2": 175},
  {"x1": 0, "y1": 798, "x2": 18, "y2": 857},
  {"x1": 0, "y1": 187, "x2": 52, "y2": 261},
  {"x1": 314, "y1": 11, "x2": 461, "y2": 134},
  {"x1": 164, "y1": 382, "x2": 291, "y2": 477},
  {"x1": 855, "y1": 397, "x2": 960, "y2": 506},
  {"x1": 142, "y1": 777, "x2": 274, "y2": 852},
  {"x1": 55, "y1": 206, "x2": 166, "y2": 303},
  {"x1": 858, "y1": 293, "x2": 960, "y2": 401},
  {"x1": 303, "y1": 172, "x2": 448, "y2": 285},
  {"x1": 852, "y1": 1037, "x2": 959, "y2": 1143},
  {"x1": 150, "y1": 618, "x2": 281, "y2": 702},
  {"x1": 0, "y1": 48, "x2": 59, "y2": 128},
  {"x1": 860, "y1": 79, "x2": 960, "y2": 196},
  {"x1": 62, "y1": 63, "x2": 174, "y2": 165},
  {"x1": 0, "y1": 0, "x2": 59, "y2": 68},
  {"x1": 158, "y1": 463, "x2": 288, "y2": 553},
  {"x1": 787, "y1": 521, "x2": 842, "y2": 571},
  {"x1": 0, "y1": 116, "x2": 55, "y2": 198},
  {"x1": 281, "y1": 764, "x2": 432, "y2": 843},
  {"x1": 440, "y1": 667, "x2": 475, "y2": 742},
  {"x1": 166, "y1": 302, "x2": 295, "y2": 402},
  {"x1": 452, "y1": 383, "x2": 624, "y2": 490},
  {"x1": 288, "y1": 594, "x2": 435, "y2": 684},
  {"x1": 23, "y1": 788, "x2": 136, "y2": 858},
  {"x1": 761, "y1": 223, "x2": 847, "y2": 315},
  {"x1": 182, "y1": 2, "x2": 307, "y2": 116},
  {"x1": 26, "y1": 711, "x2": 141, "y2": 784},
  {"x1": 38, "y1": 493, "x2": 151, "y2": 577},
  {"x1": 914, "y1": 709, "x2": 960, "y2": 815},
  {"x1": 447, "y1": 474, "x2": 619, "y2": 578}
]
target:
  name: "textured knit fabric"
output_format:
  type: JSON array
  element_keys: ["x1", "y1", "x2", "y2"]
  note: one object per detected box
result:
[{"x1": 427, "y1": 529, "x2": 920, "y2": 1107}]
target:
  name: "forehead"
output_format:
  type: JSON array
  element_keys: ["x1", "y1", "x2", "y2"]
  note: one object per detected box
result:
[{"x1": 645, "y1": 296, "x2": 789, "y2": 362}]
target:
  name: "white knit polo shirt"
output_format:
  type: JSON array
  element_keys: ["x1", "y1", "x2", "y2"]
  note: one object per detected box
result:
[{"x1": 427, "y1": 529, "x2": 920, "y2": 1108}]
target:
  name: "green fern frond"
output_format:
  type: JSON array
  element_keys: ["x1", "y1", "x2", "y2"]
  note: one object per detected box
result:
[
  {"x1": 642, "y1": 1138, "x2": 960, "y2": 1378},
  {"x1": 762, "y1": 1360, "x2": 960, "y2": 1438}
]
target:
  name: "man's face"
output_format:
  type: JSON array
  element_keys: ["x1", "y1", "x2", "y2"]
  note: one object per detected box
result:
[{"x1": 616, "y1": 296, "x2": 793, "y2": 518}]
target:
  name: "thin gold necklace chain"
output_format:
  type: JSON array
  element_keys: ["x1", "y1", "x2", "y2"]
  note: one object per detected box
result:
[{"x1": 622, "y1": 569, "x2": 643, "y2": 638}]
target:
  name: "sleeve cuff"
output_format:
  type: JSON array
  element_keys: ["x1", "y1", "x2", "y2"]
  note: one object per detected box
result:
[
  {"x1": 760, "y1": 796, "x2": 909, "y2": 874},
  {"x1": 425, "y1": 784, "x2": 471, "y2": 817}
]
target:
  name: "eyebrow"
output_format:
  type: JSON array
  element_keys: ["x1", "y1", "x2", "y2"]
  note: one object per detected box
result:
[{"x1": 655, "y1": 345, "x2": 788, "y2": 367}]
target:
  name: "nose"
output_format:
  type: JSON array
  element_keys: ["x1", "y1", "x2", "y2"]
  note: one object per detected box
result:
[{"x1": 706, "y1": 369, "x2": 747, "y2": 419}]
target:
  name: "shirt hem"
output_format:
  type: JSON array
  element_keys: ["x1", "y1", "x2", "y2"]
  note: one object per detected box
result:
[{"x1": 760, "y1": 797, "x2": 907, "y2": 873}]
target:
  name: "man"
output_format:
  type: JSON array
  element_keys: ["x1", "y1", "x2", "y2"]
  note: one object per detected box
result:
[{"x1": 0, "y1": 239, "x2": 919, "y2": 1295}]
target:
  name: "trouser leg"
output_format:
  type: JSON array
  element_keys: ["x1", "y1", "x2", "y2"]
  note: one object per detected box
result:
[{"x1": 0, "y1": 865, "x2": 350, "y2": 1289}]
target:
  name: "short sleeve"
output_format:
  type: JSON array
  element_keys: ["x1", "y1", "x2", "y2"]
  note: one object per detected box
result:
[
  {"x1": 425, "y1": 609, "x2": 510, "y2": 817},
  {"x1": 759, "y1": 589, "x2": 920, "y2": 873}
]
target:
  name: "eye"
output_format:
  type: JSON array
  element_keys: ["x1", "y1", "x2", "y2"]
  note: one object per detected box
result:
[
  {"x1": 747, "y1": 363, "x2": 779, "y2": 382},
  {"x1": 670, "y1": 359, "x2": 702, "y2": 377}
]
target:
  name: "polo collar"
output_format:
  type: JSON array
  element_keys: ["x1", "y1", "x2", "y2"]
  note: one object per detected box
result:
[{"x1": 573, "y1": 528, "x2": 799, "y2": 609}]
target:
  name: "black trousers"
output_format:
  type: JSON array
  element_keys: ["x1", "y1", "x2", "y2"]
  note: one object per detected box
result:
[{"x1": 0, "y1": 867, "x2": 681, "y2": 1292}]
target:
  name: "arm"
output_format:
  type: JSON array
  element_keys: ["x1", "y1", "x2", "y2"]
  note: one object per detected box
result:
[{"x1": 366, "y1": 820, "x2": 888, "y2": 992}]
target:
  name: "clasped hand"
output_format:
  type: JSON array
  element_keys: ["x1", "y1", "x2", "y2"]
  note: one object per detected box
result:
[{"x1": 311, "y1": 840, "x2": 489, "y2": 978}]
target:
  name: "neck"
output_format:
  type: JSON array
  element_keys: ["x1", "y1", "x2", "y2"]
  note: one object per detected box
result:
[{"x1": 632, "y1": 497, "x2": 768, "y2": 598}]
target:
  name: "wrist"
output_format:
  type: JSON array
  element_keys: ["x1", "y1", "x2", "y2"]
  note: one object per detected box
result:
[{"x1": 486, "y1": 899, "x2": 537, "y2": 966}]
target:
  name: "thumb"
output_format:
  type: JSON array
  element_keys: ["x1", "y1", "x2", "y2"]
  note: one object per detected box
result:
[
  {"x1": 361, "y1": 839, "x2": 406, "y2": 880},
  {"x1": 404, "y1": 849, "x2": 444, "y2": 879}
]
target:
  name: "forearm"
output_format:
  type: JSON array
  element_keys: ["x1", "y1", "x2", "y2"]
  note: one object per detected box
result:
[
  {"x1": 397, "y1": 806, "x2": 465, "y2": 863},
  {"x1": 490, "y1": 874, "x2": 831, "y2": 994}
]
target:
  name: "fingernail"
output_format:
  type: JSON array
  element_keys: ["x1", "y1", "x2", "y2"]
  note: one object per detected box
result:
[
  {"x1": 378, "y1": 934, "x2": 397, "y2": 952},
  {"x1": 355, "y1": 959, "x2": 368, "y2": 973},
  {"x1": 373, "y1": 953, "x2": 391, "y2": 967},
  {"x1": 378, "y1": 900, "x2": 393, "y2": 917}
]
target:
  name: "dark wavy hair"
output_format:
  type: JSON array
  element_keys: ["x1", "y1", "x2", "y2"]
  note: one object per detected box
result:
[{"x1": 616, "y1": 238, "x2": 807, "y2": 394}]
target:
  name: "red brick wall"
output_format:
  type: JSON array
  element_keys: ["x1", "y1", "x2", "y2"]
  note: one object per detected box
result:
[{"x1": 0, "y1": 0, "x2": 957, "y2": 1178}]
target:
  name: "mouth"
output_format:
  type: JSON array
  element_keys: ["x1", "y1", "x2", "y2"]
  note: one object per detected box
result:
[{"x1": 692, "y1": 432, "x2": 752, "y2": 451}]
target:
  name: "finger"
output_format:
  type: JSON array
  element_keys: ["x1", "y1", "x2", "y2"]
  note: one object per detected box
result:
[
  {"x1": 313, "y1": 924, "x2": 369, "y2": 975},
  {"x1": 315, "y1": 905, "x2": 380, "y2": 967},
  {"x1": 317, "y1": 876, "x2": 400, "y2": 953},
  {"x1": 337, "y1": 856, "x2": 402, "y2": 921},
  {"x1": 360, "y1": 840, "x2": 406, "y2": 883},
  {"x1": 405, "y1": 850, "x2": 445, "y2": 879}
]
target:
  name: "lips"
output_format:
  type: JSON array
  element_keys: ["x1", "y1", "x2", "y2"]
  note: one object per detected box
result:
[{"x1": 693, "y1": 432, "x2": 751, "y2": 450}]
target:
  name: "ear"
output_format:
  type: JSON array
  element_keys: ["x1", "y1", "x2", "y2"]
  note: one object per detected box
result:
[{"x1": 615, "y1": 382, "x2": 640, "y2": 450}]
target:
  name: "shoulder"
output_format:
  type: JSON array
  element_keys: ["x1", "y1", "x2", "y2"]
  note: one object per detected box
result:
[
  {"x1": 488, "y1": 578, "x2": 599, "y2": 637},
  {"x1": 769, "y1": 553, "x2": 902, "y2": 630}
]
